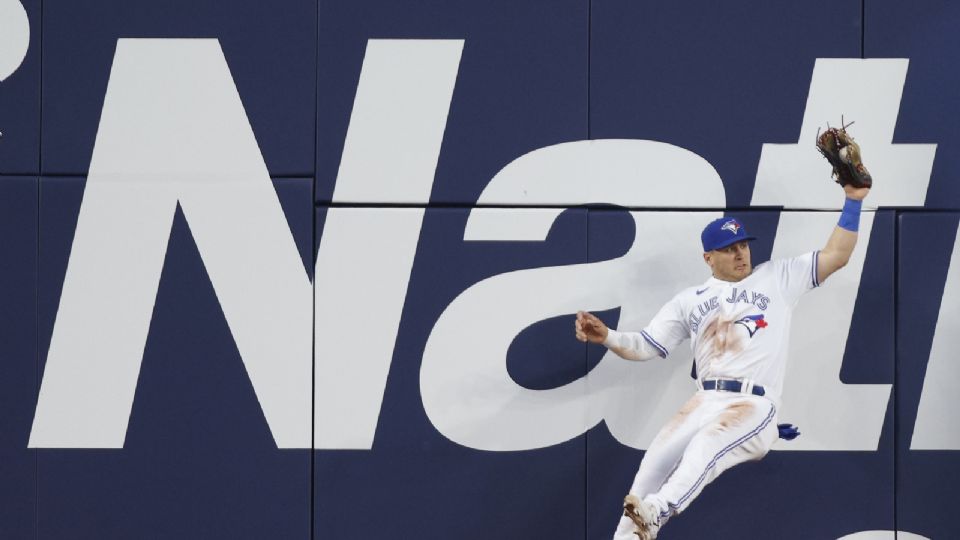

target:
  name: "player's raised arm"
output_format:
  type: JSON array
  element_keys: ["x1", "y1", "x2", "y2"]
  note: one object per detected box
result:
[
  {"x1": 816, "y1": 184, "x2": 870, "y2": 283},
  {"x1": 814, "y1": 122, "x2": 872, "y2": 284}
]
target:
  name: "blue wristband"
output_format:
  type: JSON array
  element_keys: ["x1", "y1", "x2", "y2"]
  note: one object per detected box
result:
[{"x1": 838, "y1": 198, "x2": 862, "y2": 232}]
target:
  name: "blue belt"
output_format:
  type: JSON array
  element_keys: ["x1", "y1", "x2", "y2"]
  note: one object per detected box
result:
[{"x1": 701, "y1": 378, "x2": 766, "y2": 397}]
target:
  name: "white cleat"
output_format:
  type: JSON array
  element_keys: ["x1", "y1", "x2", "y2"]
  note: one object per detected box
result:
[{"x1": 623, "y1": 494, "x2": 661, "y2": 540}]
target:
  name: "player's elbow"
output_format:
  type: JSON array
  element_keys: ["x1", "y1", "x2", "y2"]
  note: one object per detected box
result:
[
  {"x1": 822, "y1": 249, "x2": 852, "y2": 273},
  {"x1": 832, "y1": 255, "x2": 851, "y2": 272},
  {"x1": 835, "y1": 248, "x2": 853, "y2": 267},
  {"x1": 609, "y1": 346, "x2": 654, "y2": 362}
]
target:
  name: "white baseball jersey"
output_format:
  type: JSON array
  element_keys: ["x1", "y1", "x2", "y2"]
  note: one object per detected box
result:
[{"x1": 604, "y1": 251, "x2": 820, "y2": 403}]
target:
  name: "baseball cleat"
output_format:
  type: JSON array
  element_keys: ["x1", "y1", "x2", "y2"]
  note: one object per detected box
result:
[{"x1": 623, "y1": 494, "x2": 660, "y2": 540}]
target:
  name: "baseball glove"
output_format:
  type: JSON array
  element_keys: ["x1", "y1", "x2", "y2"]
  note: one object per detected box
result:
[{"x1": 816, "y1": 119, "x2": 872, "y2": 189}]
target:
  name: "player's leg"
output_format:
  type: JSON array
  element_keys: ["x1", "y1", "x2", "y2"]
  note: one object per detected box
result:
[
  {"x1": 611, "y1": 393, "x2": 710, "y2": 540},
  {"x1": 643, "y1": 394, "x2": 778, "y2": 527}
]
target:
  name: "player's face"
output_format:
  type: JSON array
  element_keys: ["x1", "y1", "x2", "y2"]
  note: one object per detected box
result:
[{"x1": 704, "y1": 241, "x2": 752, "y2": 282}]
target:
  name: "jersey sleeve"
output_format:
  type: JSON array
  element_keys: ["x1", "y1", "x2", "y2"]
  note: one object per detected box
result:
[
  {"x1": 603, "y1": 295, "x2": 689, "y2": 360},
  {"x1": 773, "y1": 250, "x2": 820, "y2": 305}
]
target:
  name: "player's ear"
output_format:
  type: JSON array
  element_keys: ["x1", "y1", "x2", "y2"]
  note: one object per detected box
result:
[{"x1": 703, "y1": 252, "x2": 712, "y2": 267}]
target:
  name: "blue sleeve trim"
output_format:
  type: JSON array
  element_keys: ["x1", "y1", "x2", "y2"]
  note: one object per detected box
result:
[
  {"x1": 641, "y1": 330, "x2": 668, "y2": 358},
  {"x1": 811, "y1": 250, "x2": 820, "y2": 288}
]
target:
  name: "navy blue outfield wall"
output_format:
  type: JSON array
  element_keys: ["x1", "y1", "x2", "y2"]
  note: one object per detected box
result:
[
  {"x1": 0, "y1": 0, "x2": 958, "y2": 538},
  {"x1": 0, "y1": 177, "x2": 38, "y2": 539}
]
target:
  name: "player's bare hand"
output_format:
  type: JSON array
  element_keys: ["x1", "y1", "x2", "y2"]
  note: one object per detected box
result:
[
  {"x1": 575, "y1": 311, "x2": 608, "y2": 344},
  {"x1": 843, "y1": 183, "x2": 870, "y2": 201}
]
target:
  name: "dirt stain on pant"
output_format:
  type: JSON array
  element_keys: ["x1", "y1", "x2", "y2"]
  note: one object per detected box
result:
[
  {"x1": 660, "y1": 394, "x2": 704, "y2": 438},
  {"x1": 712, "y1": 401, "x2": 755, "y2": 433}
]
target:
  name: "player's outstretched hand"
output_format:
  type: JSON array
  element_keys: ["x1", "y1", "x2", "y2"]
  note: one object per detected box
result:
[
  {"x1": 843, "y1": 183, "x2": 870, "y2": 201},
  {"x1": 575, "y1": 311, "x2": 609, "y2": 344}
]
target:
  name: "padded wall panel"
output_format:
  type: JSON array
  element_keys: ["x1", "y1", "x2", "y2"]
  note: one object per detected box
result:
[
  {"x1": 896, "y1": 212, "x2": 960, "y2": 539},
  {"x1": 586, "y1": 209, "x2": 895, "y2": 538},
  {"x1": 866, "y1": 1, "x2": 959, "y2": 208},
  {"x1": 7, "y1": 1, "x2": 959, "y2": 537},
  {"x1": 0, "y1": 0, "x2": 40, "y2": 174},
  {"x1": 315, "y1": 0, "x2": 588, "y2": 204},
  {"x1": 40, "y1": 0, "x2": 316, "y2": 176},
  {"x1": 314, "y1": 207, "x2": 587, "y2": 539},
  {"x1": 0, "y1": 176, "x2": 37, "y2": 538},
  {"x1": 36, "y1": 177, "x2": 312, "y2": 539},
  {"x1": 590, "y1": 1, "x2": 860, "y2": 207}
]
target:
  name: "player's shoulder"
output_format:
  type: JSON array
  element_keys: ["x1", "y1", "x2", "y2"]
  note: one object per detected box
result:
[
  {"x1": 751, "y1": 260, "x2": 778, "y2": 277},
  {"x1": 676, "y1": 284, "x2": 703, "y2": 297},
  {"x1": 762, "y1": 251, "x2": 817, "y2": 271},
  {"x1": 752, "y1": 252, "x2": 818, "y2": 287},
  {"x1": 672, "y1": 283, "x2": 711, "y2": 304}
]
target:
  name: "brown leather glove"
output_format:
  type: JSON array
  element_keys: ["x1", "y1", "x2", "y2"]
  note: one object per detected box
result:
[{"x1": 816, "y1": 120, "x2": 873, "y2": 188}]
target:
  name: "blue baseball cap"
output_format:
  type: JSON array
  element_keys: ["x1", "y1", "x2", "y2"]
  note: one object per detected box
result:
[{"x1": 701, "y1": 217, "x2": 757, "y2": 252}]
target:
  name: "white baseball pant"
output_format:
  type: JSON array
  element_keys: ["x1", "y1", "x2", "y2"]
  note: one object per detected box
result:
[{"x1": 612, "y1": 390, "x2": 779, "y2": 539}]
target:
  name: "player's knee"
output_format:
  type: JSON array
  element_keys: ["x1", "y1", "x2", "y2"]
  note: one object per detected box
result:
[
  {"x1": 755, "y1": 444, "x2": 772, "y2": 460},
  {"x1": 753, "y1": 431, "x2": 778, "y2": 460}
]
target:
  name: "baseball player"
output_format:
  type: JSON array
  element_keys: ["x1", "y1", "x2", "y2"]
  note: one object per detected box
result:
[{"x1": 575, "y1": 125, "x2": 872, "y2": 539}]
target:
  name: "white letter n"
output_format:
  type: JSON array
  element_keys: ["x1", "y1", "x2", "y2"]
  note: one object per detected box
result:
[{"x1": 29, "y1": 39, "x2": 312, "y2": 448}]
